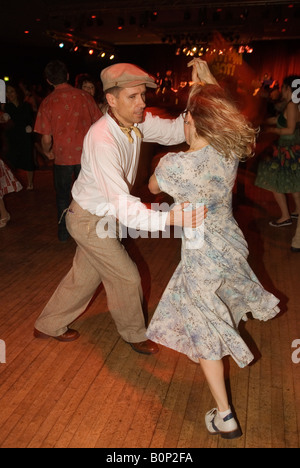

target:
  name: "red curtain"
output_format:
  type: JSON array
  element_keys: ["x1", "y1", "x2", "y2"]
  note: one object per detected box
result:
[{"x1": 247, "y1": 40, "x2": 300, "y2": 85}]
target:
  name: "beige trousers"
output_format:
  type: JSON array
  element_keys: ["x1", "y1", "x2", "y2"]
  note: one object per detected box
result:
[
  {"x1": 292, "y1": 216, "x2": 300, "y2": 248},
  {"x1": 35, "y1": 201, "x2": 147, "y2": 343}
]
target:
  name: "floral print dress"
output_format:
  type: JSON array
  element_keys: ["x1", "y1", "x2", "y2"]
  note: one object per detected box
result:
[{"x1": 146, "y1": 146, "x2": 280, "y2": 368}]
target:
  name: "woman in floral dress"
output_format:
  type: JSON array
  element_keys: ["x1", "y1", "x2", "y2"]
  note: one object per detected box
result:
[
  {"x1": 255, "y1": 75, "x2": 300, "y2": 227},
  {"x1": 147, "y1": 84, "x2": 280, "y2": 439}
]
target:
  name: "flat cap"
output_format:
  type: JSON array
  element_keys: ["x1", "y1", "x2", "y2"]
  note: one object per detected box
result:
[{"x1": 101, "y1": 63, "x2": 157, "y2": 92}]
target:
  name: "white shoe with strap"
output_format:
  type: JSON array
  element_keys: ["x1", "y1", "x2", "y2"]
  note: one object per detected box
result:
[{"x1": 205, "y1": 407, "x2": 242, "y2": 439}]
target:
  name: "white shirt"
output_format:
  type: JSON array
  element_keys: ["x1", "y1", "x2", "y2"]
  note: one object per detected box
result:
[{"x1": 72, "y1": 111, "x2": 185, "y2": 232}]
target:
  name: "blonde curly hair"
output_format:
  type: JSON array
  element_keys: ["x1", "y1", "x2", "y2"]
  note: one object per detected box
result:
[{"x1": 187, "y1": 84, "x2": 257, "y2": 161}]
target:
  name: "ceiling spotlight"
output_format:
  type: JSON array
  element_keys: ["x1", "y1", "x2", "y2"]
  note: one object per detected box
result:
[
  {"x1": 109, "y1": 54, "x2": 115, "y2": 60},
  {"x1": 59, "y1": 42, "x2": 65, "y2": 48},
  {"x1": 88, "y1": 49, "x2": 94, "y2": 55}
]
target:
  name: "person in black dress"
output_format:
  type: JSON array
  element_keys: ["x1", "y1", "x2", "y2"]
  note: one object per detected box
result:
[{"x1": 2, "y1": 83, "x2": 35, "y2": 190}]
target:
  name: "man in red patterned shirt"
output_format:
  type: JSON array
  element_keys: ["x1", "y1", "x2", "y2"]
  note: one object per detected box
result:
[{"x1": 34, "y1": 60, "x2": 102, "y2": 241}]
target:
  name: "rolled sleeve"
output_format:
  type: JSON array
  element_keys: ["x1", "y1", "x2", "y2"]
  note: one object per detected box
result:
[{"x1": 140, "y1": 112, "x2": 185, "y2": 146}]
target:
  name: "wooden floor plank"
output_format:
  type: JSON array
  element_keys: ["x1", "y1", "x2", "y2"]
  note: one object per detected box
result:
[{"x1": 0, "y1": 165, "x2": 300, "y2": 448}]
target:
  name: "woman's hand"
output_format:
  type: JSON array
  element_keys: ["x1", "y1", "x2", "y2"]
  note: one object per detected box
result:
[{"x1": 188, "y1": 58, "x2": 218, "y2": 85}]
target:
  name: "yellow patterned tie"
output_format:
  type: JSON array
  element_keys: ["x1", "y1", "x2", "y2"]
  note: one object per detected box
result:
[
  {"x1": 119, "y1": 125, "x2": 142, "y2": 143},
  {"x1": 108, "y1": 108, "x2": 142, "y2": 143}
]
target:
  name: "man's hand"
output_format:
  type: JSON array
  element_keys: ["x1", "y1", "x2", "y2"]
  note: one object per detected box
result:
[
  {"x1": 41, "y1": 134, "x2": 55, "y2": 160},
  {"x1": 166, "y1": 202, "x2": 208, "y2": 228},
  {"x1": 0, "y1": 112, "x2": 11, "y2": 123},
  {"x1": 44, "y1": 150, "x2": 55, "y2": 160},
  {"x1": 188, "y1": 58, "x2": 218, "y2": 85}
]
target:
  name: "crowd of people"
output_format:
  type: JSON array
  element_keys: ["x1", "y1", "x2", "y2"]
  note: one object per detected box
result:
[
  {"x1": 0, "y1": 56, "x2": 299, "y2": 440},
  {"x1": 1, "y1": 63, "x2": 299, "y2": 241}
]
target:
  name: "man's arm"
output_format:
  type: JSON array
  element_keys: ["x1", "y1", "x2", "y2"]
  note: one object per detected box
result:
[
  {"x1": 265, "y1": 102, "x2": 298, "y2": 136},
  {"x1": 149, "y1": 173, "x2": 207, "y2": 228},
  {"x1": 148, "y1": 173, "x2": 161, "y2": 195},
  {"x1": 141, "y1": 112, "x2": 185, "y2": 146},
  {"x1": 41, "y1": 134, "x2": 55, "y2": 160},
  {"x1": 84, "y1": 137, "x2": 206, "y2": 231}
]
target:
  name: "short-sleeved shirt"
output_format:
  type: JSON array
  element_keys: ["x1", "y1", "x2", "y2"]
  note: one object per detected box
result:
[{"x1": 34, "y1": 83, "x2": 102, "y2": 165}]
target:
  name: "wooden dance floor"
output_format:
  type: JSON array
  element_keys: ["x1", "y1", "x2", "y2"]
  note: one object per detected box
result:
[{"x1": 0, "y1": 152, "x2": 300, "y2": 449}]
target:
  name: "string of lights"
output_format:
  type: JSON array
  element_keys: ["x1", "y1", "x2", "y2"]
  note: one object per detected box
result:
[{"x1": 46, "y1": 30, "x2": 116, "y2": 61}]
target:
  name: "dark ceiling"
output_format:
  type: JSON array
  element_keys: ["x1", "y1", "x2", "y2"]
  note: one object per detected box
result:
[{"x1": 1, "y1": 0, "x2": 300, "y2": 55}]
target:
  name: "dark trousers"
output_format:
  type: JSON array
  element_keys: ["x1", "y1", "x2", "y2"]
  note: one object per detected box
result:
[{"x1": 54, "y1": 164, "x2": 81, "y2": 240}]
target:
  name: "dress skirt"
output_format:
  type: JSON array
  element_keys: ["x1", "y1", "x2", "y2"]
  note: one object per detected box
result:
[
  {"x1": 0, "y1": 159, "x2": 23, "y2": 198},
  {"x1": 146, "y1": 147, "x2": 280, "y2": 368}
]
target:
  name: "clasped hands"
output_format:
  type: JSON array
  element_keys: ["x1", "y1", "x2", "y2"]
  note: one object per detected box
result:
[
  {"x1": 166, "y1": 203, "x2": 208, "y2": 229},
  {"x1": 187, "y1": 58, "x2": 218, "y2": 86}
]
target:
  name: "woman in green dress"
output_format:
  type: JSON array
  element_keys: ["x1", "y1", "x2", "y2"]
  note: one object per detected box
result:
[{"x1": 255, "y1": 75, "x2": 300, "y2": 227}]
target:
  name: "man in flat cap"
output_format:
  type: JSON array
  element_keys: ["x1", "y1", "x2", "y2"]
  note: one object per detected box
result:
[{"x1": 33, "y1": 60, "x2": 213, "y2": 355}]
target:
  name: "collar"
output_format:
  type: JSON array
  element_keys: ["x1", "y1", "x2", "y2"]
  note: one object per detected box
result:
[{"x1": 108, "y1": 108, "x2": 142, "y2": 143}]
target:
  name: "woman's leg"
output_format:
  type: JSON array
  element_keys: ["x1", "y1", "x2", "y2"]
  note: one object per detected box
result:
[
  {"x1": 199, "y1": 358, "x2": 229, "y2": 412},
  {"x1": 0, "y1": 197, "x2": 9, "y2": 219},
  {"x1": 272, "y1": 191, "x2": 290, "y2": 222},
  {"x1": 200, "y1": 358, "x2": 242, "y2": 438},
  {"x1": 292, "y1": 191, "x2": 300, "y2": 215},
  {"x1": 26, "y1": 171, "x2": 34, "y2": 189},
  {"x1": 0, "y1": 197, "x2": 10, "y2": 227}
]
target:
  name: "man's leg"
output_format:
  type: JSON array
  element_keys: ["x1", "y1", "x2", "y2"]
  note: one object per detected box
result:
[
  {"x1": 54, "y1": 164, "x2": 75, "y2": 241},
  {"x1": 67, "y1": 207, "x2": 147, "y2": 343},
  {"x1": 35, "y1": 202, "x2": 150, "y2": 344},
  {"x1": 35, "y1": 246, "x2": 102, "y2": 336}
]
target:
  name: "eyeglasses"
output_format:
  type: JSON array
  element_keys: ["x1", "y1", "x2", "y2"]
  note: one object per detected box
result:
[
  {"x1": 182, "y1": 109, "x2": 190, "y2": 125},
  {"x1": 181, "y1": 109, "x2": 188, "y2": 119}
]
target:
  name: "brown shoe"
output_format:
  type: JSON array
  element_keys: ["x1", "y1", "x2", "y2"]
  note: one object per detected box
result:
[
  {"x1": 128, "y1": 339, "x2": 159, "y2": 355},
  {"x1": 33, "y1": 328, "x2": 80, "y2": 342}
]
